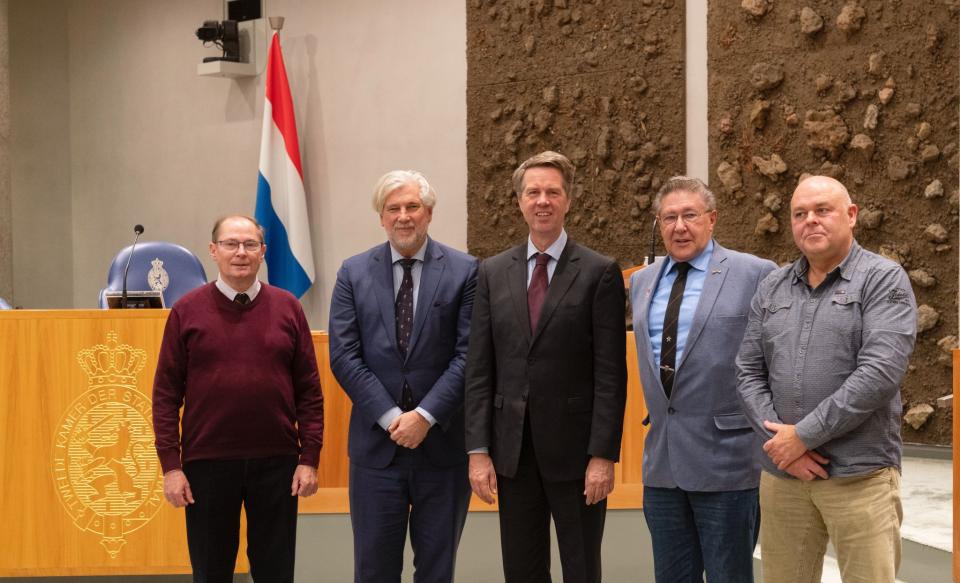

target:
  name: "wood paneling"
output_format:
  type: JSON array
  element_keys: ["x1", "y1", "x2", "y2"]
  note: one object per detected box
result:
[{"x1": 0, "y1": 310, "x2": 217, "y2": 576}]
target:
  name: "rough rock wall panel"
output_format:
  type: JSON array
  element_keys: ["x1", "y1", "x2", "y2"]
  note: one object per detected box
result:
[
  {"x1": 708, "y1": 1, "x2": 959, "y2": 444},
  {"x1": 467, "y1": 0, "x2": 686, "y2": 265}
]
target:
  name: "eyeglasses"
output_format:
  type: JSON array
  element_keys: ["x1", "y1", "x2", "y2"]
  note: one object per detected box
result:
[
  {"x1": 658, "y1": 211, "x2": 710, "y2": 226},
  {"x1": 216, "y1": 239, "x2": 262, "y2": 252}
]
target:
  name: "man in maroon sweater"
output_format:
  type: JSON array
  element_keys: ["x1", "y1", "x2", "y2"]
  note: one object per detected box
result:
[{"x1": 153, "y1": 215, "x2": 324, "y2": 583}]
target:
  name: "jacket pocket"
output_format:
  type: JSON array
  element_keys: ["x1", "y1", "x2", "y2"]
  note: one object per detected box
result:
[{"x1": 713, "y1": 413, "x2": 752, "y2": 431}]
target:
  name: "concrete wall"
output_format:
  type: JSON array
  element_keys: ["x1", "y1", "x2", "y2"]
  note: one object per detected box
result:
[
  {"x1": 9, "y1": 0, "x2": 467, "y2": 328},
  {"x1": 9, "y1": 0, "x2": 73, "y2": 308}
]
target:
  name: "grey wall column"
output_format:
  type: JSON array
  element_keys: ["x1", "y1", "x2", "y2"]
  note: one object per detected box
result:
[{"x1": 0, "y1": 0, "x2": 12, "y2": 303}]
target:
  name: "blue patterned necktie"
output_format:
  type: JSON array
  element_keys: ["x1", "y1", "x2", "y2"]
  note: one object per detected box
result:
[{"x1": 395, "y1": 258, "x2": 416, "y2": 411}]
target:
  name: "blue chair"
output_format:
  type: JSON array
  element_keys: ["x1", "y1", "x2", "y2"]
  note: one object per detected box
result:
[
  {"x1": 0, "y1": 297, "x2": 11, "y2": 309},
  {"x1": 99, "y1": 241, "x2": 208, "y2": 308}
]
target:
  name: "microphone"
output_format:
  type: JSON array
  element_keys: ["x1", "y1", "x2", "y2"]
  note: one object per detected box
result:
[
  {"x1": 120, "y1": 224, "x2": 145, "y2": 309},
  {"x1": 646, "y1": 216, "x2": 658, "y2": 265}
]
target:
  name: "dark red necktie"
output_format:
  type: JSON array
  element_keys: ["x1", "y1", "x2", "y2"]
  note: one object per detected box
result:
[{"x1": 527, "y1": 253, "x2": 550, "y2": 332}]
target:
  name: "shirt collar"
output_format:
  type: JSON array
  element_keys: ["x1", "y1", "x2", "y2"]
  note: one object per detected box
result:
[
  {"x1": 215, "y1": 275, "x2": 261, "y2": 301},
  {"x1": 390, "y1": 238, "x2": 428, "y2": 264},
  {"x1": 665, "y1": 239, "x2": 714, "y2": 274},
  {"x1": 792, "y1": 240, "x2": 861, "y2": 284},
  {"x1": 527, "y1": 229, "x2": 568, "y2": 262}
]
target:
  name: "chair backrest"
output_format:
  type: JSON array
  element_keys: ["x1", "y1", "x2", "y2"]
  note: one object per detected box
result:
[{"x1": 99, "y1": 241, "x2": 208, "y2": 308}]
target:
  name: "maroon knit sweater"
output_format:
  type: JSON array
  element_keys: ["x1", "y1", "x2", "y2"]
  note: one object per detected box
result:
[{"x1": 152, "y1": 282, "x2": 324, "y2": 474}]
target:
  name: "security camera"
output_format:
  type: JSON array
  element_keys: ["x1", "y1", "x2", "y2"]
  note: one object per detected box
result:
[{"x1": 195, "y1": 20, "x2": 240, "y2": 63}]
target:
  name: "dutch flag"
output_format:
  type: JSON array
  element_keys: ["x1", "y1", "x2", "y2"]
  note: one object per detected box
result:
[{"x1": 254, "y1": 31, "x2": 315, "y2": 298}]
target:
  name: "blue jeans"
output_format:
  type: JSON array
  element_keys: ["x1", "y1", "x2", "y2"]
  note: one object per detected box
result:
[{"x1": 643, "y1": 486, "x2": 759, "y2": 583}]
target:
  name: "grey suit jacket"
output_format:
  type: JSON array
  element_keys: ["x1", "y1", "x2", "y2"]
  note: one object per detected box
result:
[{"x1": 630, "y1": 242, "x2": 776, "y2": 491}]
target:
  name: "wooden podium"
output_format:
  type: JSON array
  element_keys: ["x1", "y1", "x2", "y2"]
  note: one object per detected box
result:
[{"x1": 0, "y1": 309, "x2": 647, "y2": 576}]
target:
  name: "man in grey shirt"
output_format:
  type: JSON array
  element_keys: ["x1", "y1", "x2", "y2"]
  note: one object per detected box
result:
[{"x1": 736, "y1": 175, "x2": 917, "y2": 583}]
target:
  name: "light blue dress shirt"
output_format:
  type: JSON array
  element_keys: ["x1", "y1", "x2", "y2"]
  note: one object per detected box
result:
[
  {"x1": 390, "y1": 243, "x2": 427, "y2": 314},
  {"x1": 647, "y1": 240, "x2": 714, "y2": 369},
  {"x1": 378, "y1": 241, "x2": 436, "y2": 430}
]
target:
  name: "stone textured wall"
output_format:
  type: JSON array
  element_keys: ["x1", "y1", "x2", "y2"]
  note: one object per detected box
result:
[
  {"x1": 708, "y1": 1, "x2": 959, "y2": 444},
  {"x1": 466, "y1": 0, "x2": 686, "y2": 266}
]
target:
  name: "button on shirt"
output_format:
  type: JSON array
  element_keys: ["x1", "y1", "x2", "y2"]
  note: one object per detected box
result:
[
  {"x1": 378, "y1": 243, "x2": 437, "y2": 430},
  {"x1": 526, "y1": 229, "x2": 567, "y2": 287},
  {"x1": 648, "y1": 240, "x2": 713, "y2": 368},
  {"x1": 736, "y1": 241, "x2": 917, "y2": 478}
]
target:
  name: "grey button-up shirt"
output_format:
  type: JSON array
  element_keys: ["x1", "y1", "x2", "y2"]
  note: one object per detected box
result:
[{"x1": 736, "y1": 241, "x2": 917, "y2": 478}]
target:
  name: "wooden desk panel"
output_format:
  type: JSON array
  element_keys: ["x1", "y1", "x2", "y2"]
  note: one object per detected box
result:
[
  {"x1": 0, "y1": 310, "x2": 647, "y2": 575},
  {"x1": 0, "y1": 310, "x2": 210, "y2": 575}
]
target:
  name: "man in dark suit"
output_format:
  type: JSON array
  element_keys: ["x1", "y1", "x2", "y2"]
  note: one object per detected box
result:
[
  {"x1": 464, "y1": 151, "x2": 627, "y2": 583},
  {"x1": 329, "y1": 170, "x2": 478, "y2": 583},
  {"x1": 630, "y1": 176, "x2": 776, "y2": 582}
]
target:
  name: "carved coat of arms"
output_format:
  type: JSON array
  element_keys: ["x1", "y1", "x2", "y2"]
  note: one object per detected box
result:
[{"x1": 51, "y1": 332, "x2": 164, "y2": 557}]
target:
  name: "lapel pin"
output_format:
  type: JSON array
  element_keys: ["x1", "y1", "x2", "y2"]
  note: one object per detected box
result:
[{"x1": 711, "y1": 269, "x2": 722, "y2": 274}]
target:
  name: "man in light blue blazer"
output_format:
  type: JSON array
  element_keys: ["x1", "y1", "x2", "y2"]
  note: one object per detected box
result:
[
  {"x1": 329, "y1": 170, "x2": 478, "y2": 583},
  {"x1": 630, "y1": 176, "x2": 776, "y2": 583}
]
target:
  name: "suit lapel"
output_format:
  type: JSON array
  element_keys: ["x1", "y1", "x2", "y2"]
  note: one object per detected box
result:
[
  {"x1": 530, "y1": 240, "x2": 580, "y2": 347},
  {"x1": 406, "y1": 238, "x2": 443, "y2": 361},
  {"x1": 372, "y1": 243, "x2": 401, "y2": 358},
  {"x1": 639, "y1": 260, "x2": 670, "y2": 382},
  {"x1": 506, "y1": 245, "x2": 533, "y2": 345},
  {"x1": 677, "y1": 244, "x2": 728, "y2": 370}
]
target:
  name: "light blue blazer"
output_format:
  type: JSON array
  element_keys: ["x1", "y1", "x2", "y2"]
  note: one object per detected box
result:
[{"x1": 630, "y1": 243, "x2": 776, "y2": 491}]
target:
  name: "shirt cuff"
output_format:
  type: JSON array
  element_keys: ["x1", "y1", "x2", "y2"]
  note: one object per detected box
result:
[
  {"x1": 794, "y1": 417, "x2": 825, "y2": 450},
  {"x1": 415, "y1": 406, "x2": 437, "y2": 426},
  {"x1": 468, "y1": 447, "x2": 489, "y2": 454},
  {"x1": 378, "y1": 406, "x2": 403, "y2": 431}
]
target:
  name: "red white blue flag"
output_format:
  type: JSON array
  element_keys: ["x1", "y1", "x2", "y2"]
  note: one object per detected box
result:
[{"x1": 254, "y1": 31, "x2": 315, "y2": 298}]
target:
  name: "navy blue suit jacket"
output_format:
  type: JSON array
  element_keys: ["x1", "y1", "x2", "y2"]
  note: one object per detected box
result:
[{"x1": 329, "y1": 237, "x2": 478, "y2": 469}]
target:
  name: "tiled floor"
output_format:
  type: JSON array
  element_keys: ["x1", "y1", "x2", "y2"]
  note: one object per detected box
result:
[
  {"x1": 900, "y1": 456, "x2": 952, "y2": 552},
  {"x1": 754, "y1": 455, "x2": 951, "y2": 583}
]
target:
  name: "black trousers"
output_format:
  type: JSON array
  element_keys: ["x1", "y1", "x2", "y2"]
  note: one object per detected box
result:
[
  {"x1": 497, "y1": 420, "x2": 606, "y2": 583},
  {"x1": 183, "y1": 455, "x2": 299, "y2": 583}
]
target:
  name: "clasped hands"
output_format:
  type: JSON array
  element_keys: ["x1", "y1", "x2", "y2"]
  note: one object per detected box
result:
[
  {"x1": 762, "y1": 420, "x2": 829, "y2": 481},
  {"x1": 388, "y1": 410, "x2": 430, "y2": 449}
]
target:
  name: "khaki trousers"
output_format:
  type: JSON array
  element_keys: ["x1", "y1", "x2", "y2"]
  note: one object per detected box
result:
[{"x1": 759, "y1": 468, "x2": 902, "y2": 583}]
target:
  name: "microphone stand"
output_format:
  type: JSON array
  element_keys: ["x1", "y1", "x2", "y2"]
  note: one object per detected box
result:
[{"x1": 120, "y1": 224, "x2": 144, "y2": 309}]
